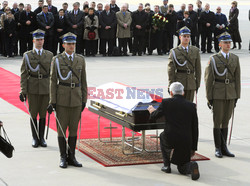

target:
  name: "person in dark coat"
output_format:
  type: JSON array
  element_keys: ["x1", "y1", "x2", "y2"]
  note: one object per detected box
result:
[
  {"x1": 176, "y1": 4, "x2": 186, "y2": 45},
  {"x1": 200, "y1": 3, "x2": 216, "y2": 53},
  {"x1": 143, "y1": 5, "x2": 154, "y2": 55},
  {"x1": 36, "y1": 5, "x2": 55, "y2": 53},
  {"x1": 183, "y1": 11, "x2": 193, "y2": 31},
  {"x1": 195, "y1": 0, "x2": 203, "y2": 48},
  {"x1": 228, "y1": 1, "x2": 241, "y2": 49},
  {"x1": 188, "y1": 4, "x2": 198, "y2": 46},
  {"x1": 4, "y1": 12, "x2": 16, "y2": 57},
  {"x1": 214, "y1": 6, "x2": 228, "y2": 52},
  {"x1": 11, "y1": 3, "x2": 19, "y2": 56},
  {"x1": 55, "y1": 9, "x2": 68, "y2": 54},
  {"x1": 66, "y1": 2, "x2": 85, "y2": 55},
  {"x1": 95, "y1": 3, "x2": 103, "y2": 54},
  {"x1": 148, "y1": 82, "x2": 199, "y2": 180},
  {"x1": 11, "y1": 2, "x2": 19, "y2": 15},
  {"x1": 34, "y1": 0, "x2": 44, "y2": 16},
  {"x1": 19, "y1": 4, "x2": 36, "y2": 56},
  {"x1": 132, "y1": 3, "x2": 148, "y2": 56},
  {"x1": 165, "y1": 4, "x2": 177, "y2": 54},
  {"x1": 99, "y1": 4, "x2": 117, "y2": 56},
  {"x1": 46, "y1": 0, "x2": 58, "y2": 16},
  {"x1": 110, "y1": 0, "x2": 120, "y2": 13},
  {"x1": 14, "y1": 3, "x2": 24, "y2": 56}
]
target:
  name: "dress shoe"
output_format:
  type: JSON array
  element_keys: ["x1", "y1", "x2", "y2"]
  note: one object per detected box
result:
[
  {"x1": 202, "y1": 51, "x2": 206, "y2": 54},
  {"x1": 215, "y1": 148, "x2": 223, "y2": 158},
  {"x1": 32, "y1": 139, "x2": 39, "y2": 148},
  {"x1": 138, "y1": 53, "x2": 142, "y2": 56},
  {"x1": 123, "y1": 53, "x2": 129, "y2": 56},
  {"x1": 190, "y1": 162, "x2": 200, "y2": 180},
  {"x1": 102, "y1": 54, "x2": 106, "y2": 57},
  {"x1": 132, "y1": 53, "x2": 136, "y2": 56},
  {"x1": 60, "y1": 157, "x2": 67, "y2": 168},
  {"x1": 207, "y1": 51, "x2": 213, "y2": 54},
  {"x1": 161, "y1": 166, "x2": 171, "y2": 173}
]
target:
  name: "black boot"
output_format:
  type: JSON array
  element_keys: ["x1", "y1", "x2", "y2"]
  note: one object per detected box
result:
[
  {"x1": 58, "y1": 137, "x2": 67, "y2": 168},
  {"x1": 221, "y1": 128, "x2": 235, "y2": 157},
  {"x1": 238, "y1": 42, "x2": 241, "y2": 50},
  {"x1": 39, "y1": 118, "x2": 47, "y2": 147},
  {"x1": 190, "y1": 161, "x2": 200, "y2": 180},
  {"x1": 161, "y1": 149, "x2": 171, "y2": 173},
  {"x1": 67, "y1": 136, "x2": 82, "y2": 167},
  {"x1": 213, "y1": 128, "x2": 223, "y2": 158},
  {"x1": 30, "y1": 118, "x2": 39, "y2": 148},
  {"x1": 231, "y1": 42, "x2": 236, "y2": 49}
]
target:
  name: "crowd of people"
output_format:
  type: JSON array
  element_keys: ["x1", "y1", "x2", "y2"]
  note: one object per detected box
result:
[{"x1": 0, "y1": 0, "x2": 242, "y2": 57}]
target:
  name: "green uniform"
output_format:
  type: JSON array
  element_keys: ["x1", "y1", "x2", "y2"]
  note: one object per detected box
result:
[
  {"x1": 20, "y1": 49, "x2": 53, "y2": 147},
  {"x1": 50, "y1": 52, "x2": 87, "y2": 137},
  {"x1": 168, "y1": 45, "x2": 201, "y2": 102}
]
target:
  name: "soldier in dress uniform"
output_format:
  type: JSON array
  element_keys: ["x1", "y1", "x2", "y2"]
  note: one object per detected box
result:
[
  {"x1": 47, "y1": 32, "x2": 87, "y2": 168},
  {"x1": 168, "y1": 26, "x2": 201, "y2": 102},
  {"x1": 19, "y1": 29, "x2": 54, "y2": 148},
  {"x1": 205, "y1": 32, "x2": 241, "y2": 158}
]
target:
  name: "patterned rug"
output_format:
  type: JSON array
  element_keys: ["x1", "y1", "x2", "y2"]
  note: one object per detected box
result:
[{"x1": 78, "y1": 136, "x2": 210, "y2": 167}]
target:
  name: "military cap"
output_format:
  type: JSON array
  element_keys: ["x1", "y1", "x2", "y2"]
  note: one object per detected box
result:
[
  {"x1": 60, "y1": 32, "x2": 77, "y2": 43},
  {"x1": 177, "y1": 26, "x2": 191, "y2": 36},
  {"x1": 31, "y1": 29, "x2": 45, "y2": 39},
  {"x1": 217, "y1": 32, "x2": 232, "y2": 42}
]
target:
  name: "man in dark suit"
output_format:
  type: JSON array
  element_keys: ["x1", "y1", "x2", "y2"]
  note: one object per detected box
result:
[
  {"x1": 200, "y1": 3, "x2": 216, "y2": 53},
  {"x1": 19, "y1": 4, "x2": 36, "y2": 56},
  {"x1": 188, "y1": 4, "x2": 198, "y2": 46},
  {"x1": 148, "y1": 82, "x2": 200, "y2": 181},
  {"x1": 14, "y1": 3, "x2": 24, "y2": 56},
  {"x1": 132, "y1": 3, "x2": 148, "y2": 56},
  {"x1": 95, "y1": 3, "x2": 103, "y2": 54},
  {"x1": 176, "y1": 4, "x2": 186, "y2": 45},
  {"x1": 110, "y1": 0, "x2": 120, "y2": 13},
  {"x1": 11, "y1": 2, "x2": 19, "y2": 15},
  {"x1": 55, "y1": 9, "x2": 68, "y2": 53},
  {"x1": 46, "y1": 0, "x2": 57, "y2": 16},
  {"x1": 99, "y1": 4, "x2": 117, "y2": 56},
  {"x1": 11, "y1": 3, "x2": 20, "y2": 56},
  {"x1": 214, "y1": 7, "x2": 227, "y2": 52},
  {"x1": 195, "y1": 0, "x2": 203, "y2": 48},
  {"x1": 62, "y1": 2, "x2": 69, "y2": 16},
  {"x1": 36, "y1": 5, "x2": 55, "y2": 53},
  {"x1": 66, "y1": 2, "x2": 85, "y2": 54},
  {"x1": 34, "y1": 0, "x2": 44, "y2": 16}
]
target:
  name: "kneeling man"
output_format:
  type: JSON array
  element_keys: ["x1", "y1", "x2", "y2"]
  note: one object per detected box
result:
[{"x1": 148, "y1": 82, "x2": 200, "y2": 180}]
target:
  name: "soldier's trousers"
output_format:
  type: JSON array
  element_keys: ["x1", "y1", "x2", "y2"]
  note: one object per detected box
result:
[
  {"x1": 184, "y1": 90, "x2": 195, "y2": 102},
  {"x1": 28, "y1": 94, "x2": 49, "y2": 119},
  {"x1": 213, "y1": 99, "x2": 235, "y2": 129},
  {"x1": 56, "y1": 106, "x2": 81, "y2": 137}
]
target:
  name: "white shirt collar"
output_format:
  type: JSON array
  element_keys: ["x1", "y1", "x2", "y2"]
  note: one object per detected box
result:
[
  {"x1": 221, "y1": 51, "x2": 229, "y2": 59},
  {"x1": 181, "y1": 46, "x2": 189, "y2": 52},
  {"x1": 34, "y1": 48, "x2": 43, "y2": 55},
  {"x1": 65, "y1": 52, "x2": 74, "y2": 61}
]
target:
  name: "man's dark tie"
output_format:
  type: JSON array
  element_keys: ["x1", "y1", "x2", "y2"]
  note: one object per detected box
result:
[{"x1": 38, "y1": 50, "x2": 41, "y2": 56}]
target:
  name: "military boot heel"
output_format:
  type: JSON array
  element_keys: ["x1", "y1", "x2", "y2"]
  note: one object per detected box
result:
[
  {"x1": 58, "y1": 137, "x2": 67, "y2": 168},
  {"x1": 30, "y1": 118, "x2": 39, "y2": 148},
  {"x1": 39, "y1": 118, "x2": 47, "y2": 147},
  {"x1": 213, "y1": 128, "x2": 223, "y2": 158},
  {"x1": 67, "y1": 136, "x2": 82, "y2": 167},
  {"x1": 221, "y1": 128, "x2": 235, "y2": 157}
]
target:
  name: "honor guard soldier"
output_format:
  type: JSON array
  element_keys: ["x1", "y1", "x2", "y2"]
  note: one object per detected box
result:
[
  {"x1": 19, "y1": 29, "x2": 54, "y2": 148},
  {"x1": 48, "y1": 32, "x2": 87, "y2": 168},
  {"x1": 168, "y1": 26, "x2": 201, "y2": 102},
  {"x1": 205, "y1": 32, "x2": 241, "y2": 158}
]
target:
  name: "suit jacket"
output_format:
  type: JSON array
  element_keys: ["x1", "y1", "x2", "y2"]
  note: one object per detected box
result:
[
  {"x1": 48, "y1": 5, "x2": 58, "y2": 16},
  {"x1": 189, "y1": 10, "x2": 198, "y2": 36},
  {"x1": 83, "y1": 15, "x2": 99, "y2": 40},
  {"x1": 99, "y1": 10, "x2": 117, "y2": 39},
  {"x1": 215, "y1": 13, "x2": 228, "y2": 34},
  {"x1": 165, "y1": 11, "x2": 177, "y2": 34},
  {"x1": 150, "y1": 95, "x2": 199, "y2": 165},
  {"x1": 131, "y1": 10, "x2": 148, "y2": 36},
  {"x1": 66, "y1": 9, "x2": 85, "y2": 36},
  {"x1": 55, "y1": 15, "x2": 68, "y2": 37},
  {"x1": 34, "y1": 7, "x2": 42, "y2": 16},
  {"x1": 20, "y1": 49, "x2": 54, "y2": 95},
  {"x1": 11, "y1": 8, "x2": 19, "y2": 15},
  {"x1": 4, "y1": 19, "x2": 16, "y2": 35},
  {"x1": 205, "y1": 52, "x2": 241, "y2": 100},
  {"x1": 19, "y1": 11, "x2": 36, "y2": 36},
  {"x1": 168, "y1": 45, "x2": 201, "y2": 90},
  {"x1": 195, "y1": 8, "x2": 204, "y2": 31},
  {"x1": 50, "y1": 52, "x2": 87, "y2": 107},
  {"x1": 184, "y1": 17, "x2": 193, "y2": 31},
  {"x1": 110, "y1": 4, "x2": 120, "y2": 13},
  {"x1": 200, "y1": 10, "x2": 216, "y2": 32},
  {"x1": 36, "y1": 11, "x2": 55, "y2": 35},
  {"x1": 116, "y1": 11, "x2": 132, "y2": 38}
]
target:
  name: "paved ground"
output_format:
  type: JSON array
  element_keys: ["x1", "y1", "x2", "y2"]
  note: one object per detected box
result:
[{"x1": 0, "y1": 46, "x2": 250, "y2": 186}]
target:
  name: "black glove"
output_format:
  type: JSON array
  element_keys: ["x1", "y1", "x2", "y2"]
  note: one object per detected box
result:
[
  {"x1": 234, "y1": 99, "x2": 238, "y2": 108},
  {"x1": 90, "y1": 26, "x2": 96, "y2": 32},
  {"x1": 207, "y1": 100, "x2": 213, "y2": 110},
  {"x1": 82, "y1": 102, "x2": 86, "y2": 112},
  {"x1": 47, "y1": 104, "x2": 56, "y2": 114},
  {"x1": 19, "y1": 93, "x2": 26, "y2": 102}
]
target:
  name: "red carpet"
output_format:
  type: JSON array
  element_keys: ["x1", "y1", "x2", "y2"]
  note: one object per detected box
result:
[{"x1": 0, "y1": 67, "x2": 136, "y2": 139}]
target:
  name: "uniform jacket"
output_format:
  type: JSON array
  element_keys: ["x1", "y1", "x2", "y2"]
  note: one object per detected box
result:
[
  {"x1": 204, "y1": 51, "x2": 241, "y2": 100},
  {"x1": 99, "y1": 10, "x2": 117, "y2": 39},
  {"x1": 168, "y1": 45, "x2": 201, "y2": 90},
  {"x1": 50, "y1": 52, "x2": 87, "y2": 107},
  {"x1": 131, "y1": 10, "x2": 148, "y2": 36},
  {"x1": 150, "y1": 95, "x2": 199, "y2": 165},
  {"x1": 36, "y1": 11, "x2": 55, "y2": 35},
  {"x1": 19, "y1": 11, "x2": 36, "y2": 36},
  {"x1": 83, "y1": 15, "x2": 99, "y2": 40},
  {"x1": 20, "y1": 49, "x2": 54, "y2": 95},
  {"x1": 66, "y1": 9, "x2": 85, "y2": 36},
  {"x1": 116, "y1": 11, "x2": 132, "y2": 38},
  {"x1": 200, "y1": 10, "x2": 216, "y2": 32}
]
